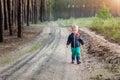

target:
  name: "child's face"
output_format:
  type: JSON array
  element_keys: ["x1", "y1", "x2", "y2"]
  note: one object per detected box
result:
[{"x1": 72, "y1": 28, "x2": 78, "y2": 34}]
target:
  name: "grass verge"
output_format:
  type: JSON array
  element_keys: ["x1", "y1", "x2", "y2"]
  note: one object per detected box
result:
[
  {"x1": 57, "y1": 17, "x2": 120, "y2": 44},
  {"x1": 0, "y1": 43, "x2": 41, "y2": 65},
  {"x1": 90, "y1": 17, "x2": 120, "y2": 44}
]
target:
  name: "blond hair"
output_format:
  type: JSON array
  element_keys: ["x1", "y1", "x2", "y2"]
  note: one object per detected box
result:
[{"x1": 71, "y1": 25, "x2": 79, "y2": 30}]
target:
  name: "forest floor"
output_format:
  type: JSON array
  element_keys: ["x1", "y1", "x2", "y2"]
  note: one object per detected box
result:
[
  {"x1": 0, "y1": 26, "x2": 43, "y2": 66},
  {"x1": 0, "y1": 22, "x2": 120, "y2": 80}
]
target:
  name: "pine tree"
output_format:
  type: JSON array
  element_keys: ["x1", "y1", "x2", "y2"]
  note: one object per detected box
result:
[
  {"x1": 0, "y1": 0, "x2": 4, "y2": 42},
  {"x1": 17, "y1": 0, "x2": 23, "y2": 38},
  {"x1": 7, "y1": 0, "x2": 13, "y2": 35}
]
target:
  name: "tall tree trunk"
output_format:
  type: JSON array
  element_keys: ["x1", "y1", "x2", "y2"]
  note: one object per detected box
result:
[
  {"x1": 34, "y1": 0, "x2": 38, "y2": 24},
  {"x1": 11, "y1": 0, "x2": 13, "y2": 26},
  {"x1": 0, "y1": 0, "x2": 4, "y2": 42},
  {"x1": 27, "y1": 0, "x2": 30, "y2": 26},
  {"x1": 12, "y1": 0, "x2": 17, "y2": 27},
  {"x1": 17, "y1": 0, "x2": 23, "y2": 38},
  {"x1": 40, "y1": 0, "x2": 47, "y2": 22},
  {"x1": 21, "y1": 0, "x2": 26, "y2": 27},
  {"x1": 7, "y1": 0, "x2": 13, "y2": 36},
  {"x1": 29, "y1": 0, "x2": 32, "y2": 22},
  {"x1": 32, "y1": 0, "x2": 34, "y2": 23},
  {"x1": 3, "y1": 0, "x2": 8, "y2": 30},
  {"x1": 12, "y1": 0, "x2": 16, "y2": 26},
  {"x1": 40, "y1": 0, "x2": 42, "y2": 22}
]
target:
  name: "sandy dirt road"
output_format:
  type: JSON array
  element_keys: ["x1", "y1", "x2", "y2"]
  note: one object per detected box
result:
[{"x1": 0, "y1": 22, "x2": 120, "y2": 80}]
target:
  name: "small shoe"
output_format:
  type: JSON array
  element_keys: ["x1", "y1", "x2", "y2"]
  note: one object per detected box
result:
[{"x1": 77, "y1": 61, "x2": 81, "y2": 64}]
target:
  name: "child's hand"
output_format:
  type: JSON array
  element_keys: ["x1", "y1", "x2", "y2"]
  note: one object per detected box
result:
[{"x1": 66, "y1": 45, "x2": 69, "y2": 48}]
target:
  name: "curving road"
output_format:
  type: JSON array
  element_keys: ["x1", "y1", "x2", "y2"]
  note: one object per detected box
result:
[{"x1": 0, "y1": 22, "x2": 116, "y2": 80}]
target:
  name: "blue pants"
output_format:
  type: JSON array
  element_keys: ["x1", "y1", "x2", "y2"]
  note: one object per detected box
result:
[{"x1": 71, "y1": 47, "x2": 81, "y2": 62}]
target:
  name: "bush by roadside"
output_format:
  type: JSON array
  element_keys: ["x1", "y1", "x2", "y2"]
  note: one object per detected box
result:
[{"x1": 90, "y1": 17, "x2": 120, "y2": 45}]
